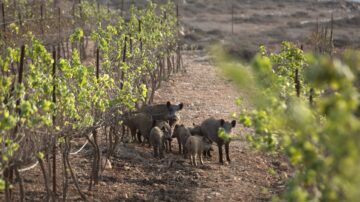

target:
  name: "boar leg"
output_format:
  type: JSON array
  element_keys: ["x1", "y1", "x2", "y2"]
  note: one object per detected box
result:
[
  {"x1": 199, "y1": 152, "x2": 204, "y2": 165},
  {"x1": 164, "y1": 141, "x2": 168, "y2": 152},
  {"x1": 225, "y1": 143, "x2": 231, "y2": 162},
  {"x1": 130, "y1": 127, "x2": 137, "y2": 142},
  {"x1": 183, "y1": 147, "x2": 187, "y2": 159},
  {"x1": 189, "y1": 155, "x2": 193, "y2": 165},
  {"x1": 159, "y1": 144, "x2": 164, "y2": 159},
  {"x1": 206, "y1": 149, "x2": 212, "y2": 158},
  {"x1": 168, "y1": 140, "x2": 172, "y2": 152},
  {"x1": 203, "y1": 149, "x2": 211, "y2": 158},
  {"x1": 165, "y1": 141, "x2": 169, "y2": 153},
  {"x1": 137, "y1": 131, "x2": 142, "y2": 143},
  {"x1": 154, "y1": 146, "x2": 158, "y2": 158},
  {"x1": 178, "y1": 140, "x2": 182, "y2": 154},
  {"x1": 218, "y1": 144, "x2": 224, "y2": 164}
]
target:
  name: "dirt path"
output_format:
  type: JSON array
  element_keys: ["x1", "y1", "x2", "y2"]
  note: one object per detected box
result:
[
  {"x1": 4, "y1": 51, "x2": 288, "y2": 202},
  {"x1": 139, "y1": 50, "x2": 287, "y2": 202},
  {"x1": 97, "y1": 51, "x2": 287, "y2": 202}
]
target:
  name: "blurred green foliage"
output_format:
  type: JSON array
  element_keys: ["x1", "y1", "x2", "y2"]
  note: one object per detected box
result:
[{"x1": 213, "y1": 41, "x2": 360, "y2": 201}]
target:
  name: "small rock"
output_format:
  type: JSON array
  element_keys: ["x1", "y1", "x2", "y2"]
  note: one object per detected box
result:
[
  {"x1": 281, "y1": 171, "x2": 288, "y2": 180},
  {"x1": 193, "y1": 173, "x2": 200, "y2": 179},
  {"x1": 272, "y1": 161, "x2": 281, "y2": 167},
  {"x1": 99, "y1": 181, "x2": 107, "y2": 186},
  {"x1": 123, "y1": 193, "x2": 128, "y2": 199},
  {"x1": 102, "y1": 158, "x2": 112, "y2": 170},
  {"x1": 212, "y1": 192, "x2": 221, "y2": 197},
  {"x1": 124, "y1": 166, "x2": 131, "y2": 171},
  {"x1": 280, "y1": 163, "x2": 289, "y2": 171}
]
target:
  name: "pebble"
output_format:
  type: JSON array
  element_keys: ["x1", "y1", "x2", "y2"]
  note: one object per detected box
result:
[
  {"x1": 281, "y1": 171, "x2": 288, "y2": 180},
  {"x1": 279, "y1": 162, "x2": 289, "y2": 171}
]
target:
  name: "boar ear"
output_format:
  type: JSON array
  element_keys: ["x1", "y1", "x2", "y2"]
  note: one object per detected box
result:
[
  {"x1": 178, "y1": 103, "x2": 184, "y2": 110},
  {"x1": 220, "y1": 119, "x2": 225, "y2": 126},
  {"x1": 166, "y1": 101, "x2": 171, "y2": 108},
  {"x1": 231, "y1": 120, "x2": 236, "y2": 127}
]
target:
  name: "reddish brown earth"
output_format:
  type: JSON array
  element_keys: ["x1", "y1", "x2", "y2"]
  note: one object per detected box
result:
[{"x1": 0, "y1": 51, "x2": 290, "y2": 201}]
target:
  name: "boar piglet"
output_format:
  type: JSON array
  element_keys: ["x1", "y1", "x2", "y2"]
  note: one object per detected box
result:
[
  {"x1": 185, "y1": 135, "x2": 212, "y2": 166},
  {"x1": 172, "y1": 124, "x2": 191, "y2": 156},
  {"x1": 149, "y1": 121, "x2": 172, "y2": 159}
]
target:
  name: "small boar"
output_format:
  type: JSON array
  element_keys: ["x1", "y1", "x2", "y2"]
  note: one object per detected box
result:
[
  {"x1": 172, "y1": 124, "x2": 191, "y2": 156},
  {"x1": 155, "y1": 121, "x2": 172, "y2": 152},
  {"x1": 122, "y1": 112, "x2": 153, "y2": 143},
  {"x1": 189, "y1": 123, "x2": 213, "y2": 158},
  {"x1": 185, "y1": 135, "x2": 212, "y2": 166},
  {"x1": 167, "y1": 114, "x2": 180, "y2": 152},
  {"x1": 200, "y1": 118, "x2": 236, "y2": 164},
  {"x1": 149, "y1": 121, "x2": 172, "y2": 158}
]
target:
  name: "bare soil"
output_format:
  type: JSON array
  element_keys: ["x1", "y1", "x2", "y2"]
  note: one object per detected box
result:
[
  {"x1": 1, "y1": 51, "x2": 290, "y2": 201},
  {"x1": 179, "y1": 0, "x2": 360, "y2": 59}
]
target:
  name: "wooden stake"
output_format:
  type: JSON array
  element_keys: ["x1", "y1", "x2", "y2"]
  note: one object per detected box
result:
[
  {"x1": 295, "y1": 68, "x2": 300, "y2": 97},
  {"x1": 1, "y1": 3, "x2": 6, "y2": 34},
  {"x1": 52, "y1": 49, "x2": 57, "y2": 198},
  {"x1": 96, "y1": 48, "x2": 99, "y2": 79}
]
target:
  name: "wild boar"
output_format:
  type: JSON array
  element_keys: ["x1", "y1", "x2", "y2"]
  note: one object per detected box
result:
[
  {"x1": 149, "y1": 121, "x2": 172, "y2": 158},
  {"x1": 172, "y1": 124, "x2": 191, "y2": 156},
  {"x1": 185, "y1": 135, "x2": 212, "y2": 166},
  {"x1": 200, "y1": 118, "x2": 236, "y2": 164}
]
